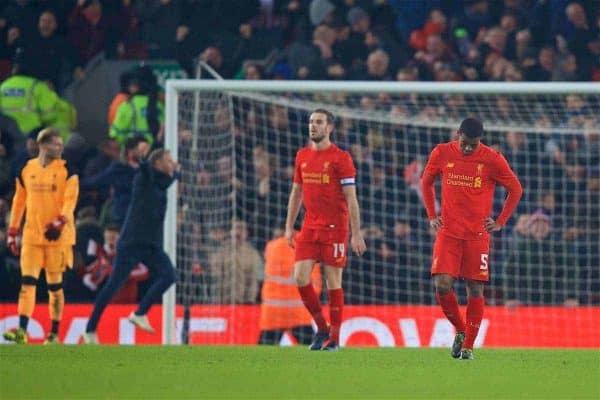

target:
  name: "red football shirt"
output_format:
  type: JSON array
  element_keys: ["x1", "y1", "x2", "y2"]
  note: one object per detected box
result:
[
  {"x1": 421, "y1": 141, "x2": 522, "y2": 240},
  {"x1": 293, "y1": 144, "x2": 356, "y2": 230}
]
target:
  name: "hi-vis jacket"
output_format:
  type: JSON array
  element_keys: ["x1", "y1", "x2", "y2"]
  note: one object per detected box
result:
[
  {"x1": 109, "y1": 94, "x2": 164, "y2": 146},
  {"x1": 259, "y1": 235, "x2": 322, "y2": 331},
  {"x1": 9, "y1": 158, "x2": 79, "y2": 246},
  {"x1": 53, "y1": 97, "x2": 77, "y2": 142},
  {"x1": 0, "y1": 75, "x2": 58, "y2": 135}
]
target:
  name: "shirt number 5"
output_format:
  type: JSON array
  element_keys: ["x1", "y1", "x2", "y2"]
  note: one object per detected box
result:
[{"x1": 480, "y1": 254, "x2": 488, "y2": 270}]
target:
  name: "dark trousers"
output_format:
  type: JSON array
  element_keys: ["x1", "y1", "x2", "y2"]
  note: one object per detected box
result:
[
  {"x1": 258, "y1": 325, "x2": 315, "y2": 345},
  {"x1": 86, "y1": 243, "x2": 175, "y2": 332}
]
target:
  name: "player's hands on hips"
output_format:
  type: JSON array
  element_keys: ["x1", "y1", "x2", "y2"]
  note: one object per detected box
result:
[
  {"x1": 351, "y1": 233, "x2": 367, "y2": 256},
  {"x1": 285, "y1": 228, "x2": 295, "y2": 248},
  {"x1": 44, "y1": 216, "x2": 67, "y2": 241},
  {"x1": 429, "y1": 216, "x2": 443, "y2": 232},
  {"x1": 7, "y1": 227, "x2": 19, "y2": 256},
  {"x1": 484, "y1": 217, "x2": 502, "y2": 232}
]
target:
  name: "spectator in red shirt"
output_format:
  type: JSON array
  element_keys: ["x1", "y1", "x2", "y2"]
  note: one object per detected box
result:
[{"x1": 82, "y1": 224, "x2": 149, "y2": 304}]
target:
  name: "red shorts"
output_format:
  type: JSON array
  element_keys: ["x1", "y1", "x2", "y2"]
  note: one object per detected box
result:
[
  {"x1": 431, "y1": 232, "x2": 490, "y2": 281},
  {"x1": 295, "y1": 227, "x2": 349, "y2": 268}
]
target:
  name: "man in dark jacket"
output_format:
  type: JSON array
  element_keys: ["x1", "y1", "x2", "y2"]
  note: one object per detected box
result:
[
  {"x1": 81, "y1": 148, "x2": 179, "y2": 343},
  {"x1": 81, "y1": 137, "x2": 149, "y2": 225}
]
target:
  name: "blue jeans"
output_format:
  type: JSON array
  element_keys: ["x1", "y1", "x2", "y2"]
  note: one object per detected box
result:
[{"x1": 86, "y1": 243, "x2": 175, "y2": 332}]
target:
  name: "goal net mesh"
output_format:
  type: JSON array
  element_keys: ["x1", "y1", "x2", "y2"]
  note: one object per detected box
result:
[{"x1": 172, "y1": 86, "x2": 599, "y2": 345}]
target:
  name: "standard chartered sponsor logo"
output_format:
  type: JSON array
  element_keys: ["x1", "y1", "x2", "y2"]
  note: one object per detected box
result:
[
  {"x1": 446, "y1": 172, "x2": 483, "y2": 188},
  {"x1": 447, "y1": 172, "x2": 474, "y2": 181},
  {"x1": 302, "y1": 172, "x2": 328, "y2": 184}
]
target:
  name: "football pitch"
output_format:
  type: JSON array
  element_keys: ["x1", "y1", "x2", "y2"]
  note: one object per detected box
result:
[{"x1": 1, "y1": 346, "x2": 598, "y2": 399}]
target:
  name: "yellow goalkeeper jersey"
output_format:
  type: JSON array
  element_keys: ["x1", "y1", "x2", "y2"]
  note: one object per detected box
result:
[{"x1": 9, "y1": 158, "x2": 79, "y2": 246}]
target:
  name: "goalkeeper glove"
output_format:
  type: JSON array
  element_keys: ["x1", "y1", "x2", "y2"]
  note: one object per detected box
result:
[
  {"x1": 7, "y1": 227, "x2": 19, "y2": 256},
  {"x1": 44, "y1": 216, "x2": 67, "y2": 241}
]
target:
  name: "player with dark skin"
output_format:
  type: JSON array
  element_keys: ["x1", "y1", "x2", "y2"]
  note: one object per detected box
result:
[{"x1": 422, "y1": 117, "x2": 522, "y2": 360}]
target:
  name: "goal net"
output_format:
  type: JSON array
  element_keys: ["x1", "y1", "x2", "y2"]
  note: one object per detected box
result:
[{"x1": 163, "y1": 81, "x2": 599, "y2": 347}]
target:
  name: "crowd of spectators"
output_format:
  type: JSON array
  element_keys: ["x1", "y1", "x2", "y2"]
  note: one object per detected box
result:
[
  {"x1": 1, "y1": 0, "x2": 598, "y2": 85},
  {"x1": 1, "y1": 0, "x2": 598, "y2": 307}
]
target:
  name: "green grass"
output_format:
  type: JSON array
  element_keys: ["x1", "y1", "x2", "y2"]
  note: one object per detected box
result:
[{"x1": 0, "y1": 346, "x2": 598, "y2": 399}]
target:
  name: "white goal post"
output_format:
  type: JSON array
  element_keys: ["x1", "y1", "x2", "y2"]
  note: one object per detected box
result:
[{"x1": 163, "y1": 80, "x2": 599, "y2": 345}]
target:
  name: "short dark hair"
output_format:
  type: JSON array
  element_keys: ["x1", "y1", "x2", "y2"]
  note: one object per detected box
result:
[
  {"x1": 104, "y1": 223, "x2": 121, "y2": 232},
  {"x1": 36, "y1": 128, "x2": 61, "y2": 144},
  {"x1": 125, "y1": 136, "x2": 148, "y2": 152},
  {"x1": 458, "y1": 117, "x2": 483, "y2": 139},
  {"x1": 148, "y1": 148, "x2": 169, "y2": 166},
  {"x1": 312, "y1": 108, "x2": 335, "y2": 125}
]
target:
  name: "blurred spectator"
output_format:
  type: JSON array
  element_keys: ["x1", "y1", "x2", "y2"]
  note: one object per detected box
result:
[
  {"x1": 309, "y1": 0, "x2": 335, "y2": 26},
  {"x1": 413, "y1": 34, "x2": 456, "y2": 78},
  {"x1": 0, "y1": 126, "x2": 12, "y2": 197},
  {"x1": 351, "y1": 49, "x2": 391, "y2": 80},
  {"x1": 258, "y1": 230, "x2": 321, "y2": 345},
  {"x1": 524, "y1": 46, "x2": 555, "y2": 81},
  {"x1": 563, "y1": 2, "x2": 599, "y2": 79},
  {"x1": 68, "y1": 0, "x2": 110, "y2": 64},
  {"x1": 63, "y1": 132, "x2": 94, "y2": 176},
  {"x1": 534, "y1": 191, "x2": 562, "y2": 229},
  {"x1": 208, "y1": 220, "x2": 263, "y2": 304},
  {"x1": 499, "y1": 11, "x2": 518, "y2": 61},
  {"x1": 338, "y1": 6, "x2": 370, "y2": 68},
  {"x1": 81, "y1": 137, "x2": 150, "y2": 226},
  {"x1": 109, "y1": 68, "x2": 163, "y2": 148},
  {"x1": 78, "y1": 224, "x2": 149, "y2": 303},
  {"x1": 553, "y1": 53, "x2": 581, "y2": 81},
  {"x1": 73, "y1": 206, "x2": 104, "y2": 267},
  {"x1": 135, "y1": 0, "x2": 184, "y2": 59},
  {"x1": 409, "y1": 9, "x2": 447, "y2": 51},
  {"x1": 391, "y1": 215, "x2": 419, "y2": 267},
  {"x1": 108, "y1": 71, "x2": 133, "y2": 125},
  {"x1": 285, "y1": 25, "x2": 330, "y2": 79},
  {"x1": 241, "y1": 62, "x2": 264, "y2": 80},
  {"x1": 483, "y1": 27, "x2": 508, "y2": 59},
  {"x1": 196, "y1": 46, "x2": 227, "y2": 78},
  {"x1": 12, "y1": 10, "x2": 84, "y2": 92},
  {"x1": 506, "y1": 212, "x2": 574, "y2": 305},
  {"x1": 175, "y1": 0, "x2": 260, "y2": 77},
  {"x1": 0, "y1": 196, "x2": 19, "y2": 300},
  {"x1": 47, "y1": 82, "x2": 77, "y2": 142},
  {"x1": 503, "y1": 131, "x2": 529, "y2": 171},
  {"x1": 10, "y1": 129, "x2": 39, "y2": 184},
  {"x1": 312, "y1": 24, "x2": 343, "y2": 79},
  {"x1": 453, "y1": 0, "x2": 493, "y2": 40},
  {"x1": 83, "y1": 138, "x2": 120, "y2": 179},
  {"x1": 396, "y1": 63, "x2": 419, "y2": 81},
  {"x1": 0, "y1": 113, "x2": 20, "y2": 152},
  {"x1": 390, "y1": 0, "x2": 442, "y2": 42},
  {"x1": 249, "y1": 149, "x2": 287, "y2": 250},
  {"x1": 0, "y1": 48, "x2": 58, "y2": 138}
]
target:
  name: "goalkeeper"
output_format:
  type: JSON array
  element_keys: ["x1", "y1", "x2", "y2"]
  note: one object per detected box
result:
[
  {"x1": 4, "y1": 128, "x2": 79, "y2": 344},
  {"x1": 82, "y1": 149, "x2": 179, "y2": 344}
]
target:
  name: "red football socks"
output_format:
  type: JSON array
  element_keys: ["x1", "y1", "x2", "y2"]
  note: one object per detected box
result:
[
  {"x1": 464, "y1": 296, "x2": 485, "y2": 350},
  {"x1": 436, "y1": 290, "x2": 466, "y2": 333},
  {"x1": 298, "y1": 284, "x2": 328, "y2": 332},
  {"x1": 328, "y1": 288, "x2": 344, "y2": 343}
]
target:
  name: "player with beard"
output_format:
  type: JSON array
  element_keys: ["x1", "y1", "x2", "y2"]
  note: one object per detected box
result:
[{"x1": 285, "y1": 109, "x2": 367, "y2": 351}]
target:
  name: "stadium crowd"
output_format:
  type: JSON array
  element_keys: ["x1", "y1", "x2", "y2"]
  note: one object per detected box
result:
[{"x1": 1, "y1": 0, "x2": 598, "y2": 307}]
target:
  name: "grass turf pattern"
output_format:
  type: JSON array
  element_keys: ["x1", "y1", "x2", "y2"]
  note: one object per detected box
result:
[{"x1": 1, "y1": 346, "x2": 598, "y2": 399}]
